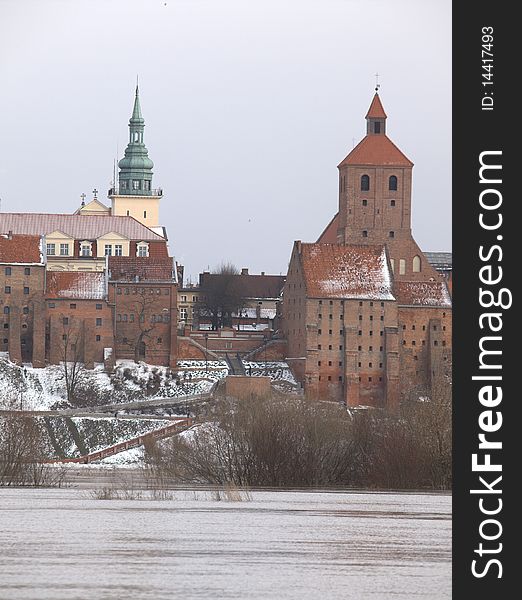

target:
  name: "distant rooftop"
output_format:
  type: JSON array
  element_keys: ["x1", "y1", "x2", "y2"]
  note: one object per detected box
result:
[{"x1": 425, "y1": 252, "x2": 452, "y2": 271}]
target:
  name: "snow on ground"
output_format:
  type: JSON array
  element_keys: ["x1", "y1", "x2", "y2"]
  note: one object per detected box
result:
[
  {"x1": 242, "y1": 361, "x2": 297, "y2": 385},
  {"x1": 0, "y1": 357, "x2": 229, "y2": 412},
  {"x1": 96, "y1": 447, "x2": 144, "y2": 467}
]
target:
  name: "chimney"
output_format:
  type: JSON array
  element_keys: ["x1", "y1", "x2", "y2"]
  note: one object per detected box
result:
[
  {"x1": 261, "y1": 271, "x2": 265, "y2": 276},
  {"x1": 241, "y1": 268, "x2": 249, "y2": 275}
]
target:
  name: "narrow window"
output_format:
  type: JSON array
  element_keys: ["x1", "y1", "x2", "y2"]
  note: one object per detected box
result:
[
  {"x1": 23, "y1": 306, "x2": 29, "y2": 314},
  {"x1": 374, "y1": 121, "x2": 381, "y2": 134},
  {"x1": 390, "y1": 200, "x2": 396, "y2": 207},
  {"x1": 389, "y1": 175, "x2": 398, "y2": 191},
  {"x1": 5, "y1": 267, "x2": 11, "y2": 276},
  {"x1": 23, "y1": 287, "x2": 29, "y2": 295},
  {"x1": 413, "y1": 255, "x2": 421, "y2": 272},
  {"x1": 362, "y1": 230, "x2": 368, "y2": 238},
  {"x1": 96, "y1": 335, "x2": 101, "y2": 342},
  {"x1": 4, "y1": 286, "x2": 10, "y2": 294},
  {"x1": 399, "y1": 259, "x2": 406, "y2": 275},
  {"x1": 389, "y1": 231, "x2": 395, "y2": 238},
  {"x1": 60, "y1": 243, "x2": 69, "y2": 256},
  {"x1": 96, "y1": 318, "x2": 102, "y2": 326},
  {"x1": 63, "y1": 317, "x2": 69, "y2": 325},
  {"x1": 3, "y1": 306, "x2": 9, "y2": 314},
  {"x1": 362, "y1": 199, "x2": 368, "y2": 207},
  {"x1": 361, "y1": 175, "x2": 370, "y2": 191},
  {"x1": 96, "y1": 303, "x2": 102, "y2": 310},
  {"x1": 25, "y1": 267, "x2": 31, "y2": 276}
]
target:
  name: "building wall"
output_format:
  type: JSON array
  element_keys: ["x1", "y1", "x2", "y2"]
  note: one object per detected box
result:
[
  {"x1": 46, "y1": 299, "x2": 114, "y2": 367},
  {"x1": 108, "y1": 281, "x2": 177, "y2": 367},
  {"x1": 111, "y1": 195, "x2": 160, "y2": 227},
  {"x1": 0, "y1": 264, "x2": 45, "y2": 365}
]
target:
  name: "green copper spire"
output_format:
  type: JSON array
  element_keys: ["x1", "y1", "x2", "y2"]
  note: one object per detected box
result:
[{"x1": 118, "y1": 84, "x2": 155, "y2": 196}]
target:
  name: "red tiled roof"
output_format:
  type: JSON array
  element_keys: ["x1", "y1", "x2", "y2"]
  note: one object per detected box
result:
[
  {"x1": 317, "y1": 213, "x2": 339, "y2": 243},
  {"x1": 0, "y1": 234, "x2": 43, "y2": 264},
  {"x1": 365, "y1": 93, "x2": 387, "y2": 119},
  {"x1": 394, "y1": 281, "x2": 451, "y2": 307},
  {"x1": 338, "y1": 135, "x2": 413, "y2": 167},
  {"x1": 0, "y1": 213, "x2": 164, "y2": 241},
  {"x1": 46, "y1": 271, "x2": 106, "y2": 299},
  {"x1": 298, "y1": 243, "x2": 394, "y2": 300},
  {"x1": 108, "y1": 256, "x2": 174, "y2": 281},
  {"x1": 199, "y1": 272, "x2": 286, "y2": 299}
]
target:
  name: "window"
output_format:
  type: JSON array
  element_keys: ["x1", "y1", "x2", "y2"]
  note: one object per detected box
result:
[
  {"x1": 318, "y1": 313, "x2": 322, "y2": 319},
  {"x1": 70, "y1": 303, "x2": 76, "y2": 309},
  {"x1": 328, "y1": 345, "x2": 333, "y2": 350},
  {"x1": 369, "y1": 362, "x2": 372, "y2": 368},
  {"x1": 370, "y1": 302, "x2": 373, "y2": 306},
  {"x1": 362, "y1": 199, "x2": 368, "y2": 207},
  {"x1": 48, "y1": 302, "x2": 55, "y2": 308},
  {"x1": 125, "y1": 288, "x2": 130, "y2": 295},
  {"x1": 96, "y1": 318, "x2": 102, "y2": 326},
  {"x1": 157, "y1": 337, "x2": 162, "y2": 344},
  {"x1": 63, "y1": 317, "x2": 69, "y2": 325},
  {"x1": 390, "y1": 258, "x2": 395, "y2": 273},
  {"x1": 339, "y1": 330, "x2": 343, "y2": 335},
  {"x1": 3, "y1": 324, "x2": 8, "y2": 329},
  {"x1": 130, "y1": 314, "x2": 134, "y2": 322},
  {"x1": 362, "y1": 230, "x2": 368, "y2": 238},
  {"x1": 143, "y1": 210, "x2": 147, "y2": 219},
  {"x1": 181, "y1": 295, "x2": 187, "y2": 302},
  {"x1": 369, "y1": 377, "x2": 372, "y2": 382},
  {"x1": 4, "y1": 286, "x2": 10, "y2": 294},
  {"x1": 96, "y1": 335, "x2": 101, "y2": 342},
  {"x1": 59, "y1": 243, "x2": 69, "y2": 256},
  {"x1": 412, "y1": 341, "x2": 416, "y2": 346},
  {"x1": 3, "y1": 339, "x2": 7, "y2": 344},
  {"x1": 132, "y1": 180, "x2": 140, "y2": 190},
  {"x1": 328, "y1": 361, "x2": 332, "y2": 366},
  {"x1": 399, "y1": 259, "x2": 406, "y2": 275},
  {"x1": 46, "y1": 243, "x2": 56, "y2": 255},
  {"x1": 23, "y1": 306, "x2": 29, "y2": 314},
  {"x1": 137, "y1": 243, "x2": 148, "y2": 257},
  {"x1": 391, "y1": 200, "x2": 396, "y2": 207},
  {"x1": 361, "y1": 174, "x2": 370, "y2": 191},
  {"x1": 115, "y1": 245, "x2": 123, "y2": 256},
  {"x1": 369, "y1": 316, "x2": 373, "y2": 321},
  {"x1": 358, "y1": 346, "x2": 362, "y2": 351},
  {"x1": 123, "y1": 314, "x2": 128, "y2": 322},
  {"x1": 144, "y1": 180, "x2": 151, "y2": 191},
  {"x1": 413, "y1": 255, "x2": 421, "y2": 272},
  {"x1": 96, "y1": 303, "x2": 102, "y2": 310},
  {"x1": 318, "y1": 344, "x2": 322, "y2": 350},
  {"x1": 3, "y1": 306, "x2": 9, "y2": 314},
  {"x1": 192, "y1": 296, "x2": 199, "y2": 303},
  {"x1": 328, "y1": 376, "x2": 332, "y2": 381},
  {"x1": 434, "y1": 340, "x2": 439, "y2": 346},
  {"x1": 369, "y1": 346, "x2": 373, "y2": 351},
  {"x1": 117, "y1": 314, "x2": 122, "y2": 322},
  {"x1": 339, "y1": 346, "x2": 343, "y2": 351},
  {"x1": 4, "y1": 267, "x2": 11, "y2": 276},
  {"x1": 389, "y1": 175, "x2": 398, "y2": 191},
  {"x1": 374, "y1": 121, "x2": 381, "y2": 134},
  {"x1": 22, "y1": 286, "x2": 29, "y2": 295},
  {"x1": 180, "y1": 308, "x2": 188, "y2": 320},
  {"x1": 104, "y1": 245, "x2": 112, "y2": 256},
  {"x1": 389, "y1": 231, "x2": 395, "y2": 238},
  {"x1": 358, "y1": 331, "x2": 362, "y2": 336},
  {"x1": 121, "y1": 181, "x2": 128, "y2": 190},
  {"x1": 318, "y1": 360, "x2": 321, "y2": 366}
]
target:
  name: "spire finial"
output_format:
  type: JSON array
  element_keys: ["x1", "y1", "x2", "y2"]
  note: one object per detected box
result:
[
  {"x1": 80, "y1": 193, "x2": 86, "y2": 207},
  {"x1": 374, "y1": 72, "x2": 380, "y2": 92},
  {"x1": 136, "y1": 74, "x2": 139, "y2": 95}
]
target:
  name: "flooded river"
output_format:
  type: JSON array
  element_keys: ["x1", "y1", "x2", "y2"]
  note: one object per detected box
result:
[{"x1": 0, "y1": 486, "x2": 450, "y2": 599}]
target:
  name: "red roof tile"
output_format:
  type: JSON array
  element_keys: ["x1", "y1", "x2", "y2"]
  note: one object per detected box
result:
[
  {"x1": 394, "y1": 281, "x2": 451, "y2": 307},
  {"x1": 338, "y1": 135, "x2": 413, "y2": 167},
  {"x1": 317, "y1": 213, "x2": 339, "y2": 243},
  {"x1": 365, "y1": 93, "x2": 387, "y2": 119},
  {"x1": 46, "y1": 271, "x2": 106, "y2": 299},
  {"x1": 0, "y1": 234, "x2": 43, "y2": 264},
  {"x1": 108, "y1": 256, "x2": 174, "y2": 281},
  {"x1": 298, "y1": 243, "x2": 394, "y2": 300}
]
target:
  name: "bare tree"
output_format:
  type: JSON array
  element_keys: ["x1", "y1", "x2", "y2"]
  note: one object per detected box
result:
[
  {"x1": 58, "y1": 316, "x2": 86, "y2": 405},
  {"x1": 195, "y1": 263, "x2": 246, "y2": 330}
]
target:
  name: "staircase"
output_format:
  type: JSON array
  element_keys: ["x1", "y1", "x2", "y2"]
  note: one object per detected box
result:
[{"x1": 226, "y1": 353, "x2": 245, "y2": 376}]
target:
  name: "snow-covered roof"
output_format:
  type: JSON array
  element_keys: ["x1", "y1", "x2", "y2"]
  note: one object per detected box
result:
[
  {"x1": 425, "y1": 252, "x2": 452, "y2": 272},
  {"x1": 394, "y1": 281, "x2": 451, "y2": 307},
  {"x1": 46, "y1": 271, "x2": 106, "y2": 299},
  {"x1": 298, "y1": 243, "x2": 395, "y2": 300}
]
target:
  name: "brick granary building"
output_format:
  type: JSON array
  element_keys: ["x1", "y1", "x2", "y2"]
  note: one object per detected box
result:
[
  {"x1": 0, "y1": 86, "x2": 178, "y2": 368},
  {"x1": 283, "y1": 93, "x2": 452, "y2": 408}
]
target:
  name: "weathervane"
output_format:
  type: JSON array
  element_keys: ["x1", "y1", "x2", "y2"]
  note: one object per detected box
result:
[{"x1": 375, "y1": 72, "x2": 380, "y2": 92}]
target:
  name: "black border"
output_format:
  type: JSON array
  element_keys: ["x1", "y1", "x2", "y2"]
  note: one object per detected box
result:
[{"x1": 453, "y1": 1, "x2": 515, "y2": 595}]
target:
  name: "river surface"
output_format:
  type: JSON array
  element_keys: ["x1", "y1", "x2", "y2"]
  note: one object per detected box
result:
[{"x1": 0, "y1": 486, "x2": 451, "y2": 600}]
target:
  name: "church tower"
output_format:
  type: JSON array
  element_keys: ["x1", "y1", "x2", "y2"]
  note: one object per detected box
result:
[
  {"x1": 336, "y1": 92, "x2": 438, "y2": 281},
  {"x1": 109, "y1": 85, "x2": 162, "y2": 227}
]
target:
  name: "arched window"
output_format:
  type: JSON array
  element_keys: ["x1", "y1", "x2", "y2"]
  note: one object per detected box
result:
[
  {"x1": 3, "y1": 306, "x2": 9, "y2": 315},
  {"x1": 413, "y1": 255, "x2": 421, "y2": 272},
  {"x1": 389, "y1": 175, "x2": 398, "y2": 191},
  {"x1": 361, "y1": 175, "x2": 370, "y2": 191},
  {"x1": 399, "y1": 259, "x2": 406, "y2": 275}
]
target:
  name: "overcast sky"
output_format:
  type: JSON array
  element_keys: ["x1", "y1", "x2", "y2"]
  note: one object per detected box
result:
[{"x1": 0, "y1": 0, "x2": 451, "y2": 282}]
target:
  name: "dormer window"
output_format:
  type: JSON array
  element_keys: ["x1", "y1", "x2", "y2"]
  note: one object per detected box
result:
[
  {"x1": 80, "y1": 241, "x2": 92, "y2": 257},
  {"x1": 137, "y1": 242, "x2": 149, "y2": 257}
]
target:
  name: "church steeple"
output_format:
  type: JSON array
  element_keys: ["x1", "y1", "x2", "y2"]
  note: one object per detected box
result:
[
  {"x1": 117, "y1": 85, "x2": 154, "y2": 196},
  {"x1": 109, "y1": 84, "x2": 163, "y2": 228},
  {"x1": 365, "y1": 92, "x2": 387, "y2": 135}
]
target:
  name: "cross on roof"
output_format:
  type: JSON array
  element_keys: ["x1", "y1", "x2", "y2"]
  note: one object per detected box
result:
[
  {"x1": 92, "y1": 188, "x2": 98, "y2": 199},
  {"x1": 80, "y1": 193, "x2": 86, "y2": 207}
]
